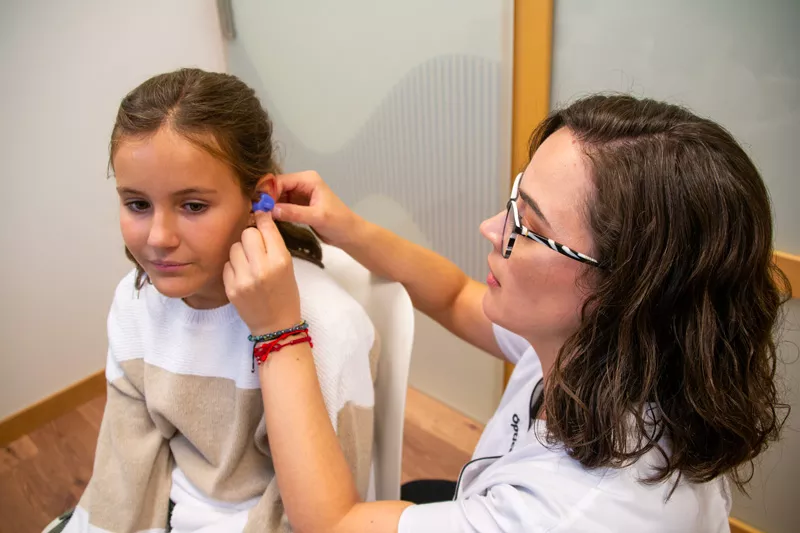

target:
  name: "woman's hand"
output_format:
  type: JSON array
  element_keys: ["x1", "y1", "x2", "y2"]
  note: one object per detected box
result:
[
  {"x1": 273, "y1": 171, "x2": 362, "y2": 247},
  {"x1": 223, "y1": 211, "x2": 301, "y2": 337}
]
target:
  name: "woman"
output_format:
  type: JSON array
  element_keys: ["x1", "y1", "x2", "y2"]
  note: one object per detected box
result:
[{"x1": 225, "y1": 95, "x2": 790, "y2": 532}]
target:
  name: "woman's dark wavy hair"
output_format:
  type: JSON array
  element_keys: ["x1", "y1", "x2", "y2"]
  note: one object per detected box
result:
[
  {"x1": 109, "y1": 68, "x2": 323, "y2": 289},
  {"x1": 533, "y1": 94, "x2": 791, "y2": 492}
]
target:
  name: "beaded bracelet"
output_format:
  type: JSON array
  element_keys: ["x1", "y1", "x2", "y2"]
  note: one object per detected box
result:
[{"x1": 248, "y1": 321, "x2": 309, "y2": 343}]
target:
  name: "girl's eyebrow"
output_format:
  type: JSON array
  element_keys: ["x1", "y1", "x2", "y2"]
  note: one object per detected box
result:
[
  {"x1": 116, "y1": 187, "x2": 217, "y2": 196},
  {"x1": 116, "y1": 186, "x2": 143, "y2": 195},
  {"x1": 172, "y1": 187, "x2": 218, "y2": 196}
]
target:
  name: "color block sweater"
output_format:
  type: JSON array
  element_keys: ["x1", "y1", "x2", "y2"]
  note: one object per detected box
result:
[{"x1": 63, "y1": 259, "x2": 378, "y2": 533}]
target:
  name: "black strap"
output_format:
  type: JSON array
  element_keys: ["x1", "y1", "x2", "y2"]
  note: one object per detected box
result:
[{"x1": 528, "y1": 377, "x2": 545, "y2": 431}]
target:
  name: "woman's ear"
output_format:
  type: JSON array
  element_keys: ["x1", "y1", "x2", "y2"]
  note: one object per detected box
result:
[{"x1": 255, "y1": 173, "x2": 279, "y2": 201}]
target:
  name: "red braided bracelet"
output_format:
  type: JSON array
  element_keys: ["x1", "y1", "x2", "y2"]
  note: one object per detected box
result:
[{"x1": 252, "y1": 329, "x2": 313, "y2": 369}]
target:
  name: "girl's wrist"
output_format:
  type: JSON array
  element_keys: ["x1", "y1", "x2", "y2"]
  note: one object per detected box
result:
[
  {"x1": 250, "y1": 317, "x2": 311, "y2": 369},
  {"x1": 249, "y1": 313, "x2": 303, "y2": 339},
  {"x1": 257, "y1": 338, "x2": 314, "y2": 378}
]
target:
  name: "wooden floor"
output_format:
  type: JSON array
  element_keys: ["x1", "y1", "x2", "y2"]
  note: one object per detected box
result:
[{"x1": 0, "y1": 388, "x2": 483, "y2": 533}]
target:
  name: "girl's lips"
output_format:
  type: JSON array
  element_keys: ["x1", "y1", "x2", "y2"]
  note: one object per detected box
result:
[{"x1": 150, "y1": 260, "x2": 190, "y2": 272}]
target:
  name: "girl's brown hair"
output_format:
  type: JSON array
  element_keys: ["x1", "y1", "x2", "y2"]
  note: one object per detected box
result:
[
  {"x1": 532, "y1": 95, "x2": 791, "y2": 492},
  {"x1": 109, "y1": 68, "x2": 322, "y2": 288}
]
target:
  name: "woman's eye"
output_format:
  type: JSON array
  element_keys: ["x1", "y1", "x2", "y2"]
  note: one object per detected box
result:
[
  {"x1": 183, "y1": 202, "x2": 208, "y2": 213},
  {"x1": 125, "y1": 200, "x2": 150, "y2": 212},
  {"x1": 516, "y1": 202, "x2": 531, "y2": 224}
]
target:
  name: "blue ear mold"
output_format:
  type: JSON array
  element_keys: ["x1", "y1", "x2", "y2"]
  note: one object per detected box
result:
[{"x1": 252, "y1": 193, "x2": 275, "y2": 213}]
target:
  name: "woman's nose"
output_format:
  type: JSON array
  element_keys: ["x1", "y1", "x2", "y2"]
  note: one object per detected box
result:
[
  {"x1": 147, "y1": 211, "x2": 180, "y2": 249},
  {"x1": 480, "y1": 210, "x2": 506, "y2": 252}
]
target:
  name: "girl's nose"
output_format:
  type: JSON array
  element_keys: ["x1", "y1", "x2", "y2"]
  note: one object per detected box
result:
[{"x1": 147, "y1": 210, "x2": 180, "y2": 249}]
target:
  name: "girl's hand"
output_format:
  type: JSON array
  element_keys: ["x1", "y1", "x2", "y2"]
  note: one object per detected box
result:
[
  {"x1": 223, "y1": 211, "x2": 301, "y2": 337},
  {"x1": 272, "y1": 171, "x2": 362, "y2": 247}
]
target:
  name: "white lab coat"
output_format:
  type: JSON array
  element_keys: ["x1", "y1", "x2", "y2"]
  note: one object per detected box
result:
[{"x1": 398, "y1": 325, "x2": 731, "y2": 532}]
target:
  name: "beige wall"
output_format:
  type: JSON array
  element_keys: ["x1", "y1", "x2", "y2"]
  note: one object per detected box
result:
[
  {"x1": 551, "y1": 1, "x2": 799, "y2": 531},
  {"x1": 0, "y1": 0, "x2": 227, "y2": 420}
]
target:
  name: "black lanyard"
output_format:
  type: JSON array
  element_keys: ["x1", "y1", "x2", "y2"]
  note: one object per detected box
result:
[
  {"x1": 528, "y1": 377, "x2": 544, "y2": 431},
  {"x1": 455, "y1": 377, "x2": 546, "y2": 498}
]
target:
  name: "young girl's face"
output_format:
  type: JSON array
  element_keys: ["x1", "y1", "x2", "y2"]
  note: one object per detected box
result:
[{"x1": 114, "y1": 126, "x2": 252, "y2": 309}]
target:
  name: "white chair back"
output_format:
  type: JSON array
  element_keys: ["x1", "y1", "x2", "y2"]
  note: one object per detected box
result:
[{"x1": 321, "y1": 244, "x2": 415, "y2": 501}]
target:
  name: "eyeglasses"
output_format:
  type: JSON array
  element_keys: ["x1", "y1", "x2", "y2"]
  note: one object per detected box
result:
[{"x1": 502, "y1": 173, "x2": 601, "y2": 267}]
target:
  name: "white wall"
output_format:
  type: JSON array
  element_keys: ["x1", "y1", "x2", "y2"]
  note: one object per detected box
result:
[
  {"x1": 0, "y1": 0, "x2": 226, "y2": 420},
  {"x1": 551, "y1": 1, "x2": 799, "y2": 531}
]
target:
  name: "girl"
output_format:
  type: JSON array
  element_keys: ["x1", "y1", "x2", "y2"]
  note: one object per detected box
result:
[
  {"x1": 227, "y1": 95, "x2": 790, "y2": 532},
  {"x1": 57, "y1": 69, "x2": 378, "y2": 532}
]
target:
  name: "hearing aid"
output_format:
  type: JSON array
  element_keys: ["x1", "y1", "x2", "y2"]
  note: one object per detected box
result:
[{"x1": 252, "y1": 192, "x2": 275, "y2": 213}]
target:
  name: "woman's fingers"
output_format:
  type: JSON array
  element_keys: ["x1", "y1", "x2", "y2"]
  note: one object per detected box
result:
[
  {"x1": 272, "y1": 202, "x2": 317, "y2": 226},
  {"x1": 276, "y1": 171, "x2": 321, "y2": 196},
  {"x1": 273, "y1": 169, "x2": 359, "y2": 248},
  {"x1": 275, "y1": 171, "x2": 322, "y2": 206}
]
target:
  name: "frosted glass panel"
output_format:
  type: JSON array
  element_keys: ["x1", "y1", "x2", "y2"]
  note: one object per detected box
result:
[
  {"x1": 226, "y1": 0, "x2": 513, "y2": 421},
  {"x1": 551, "y1": 2, "x2": 799, "y2": 531}
]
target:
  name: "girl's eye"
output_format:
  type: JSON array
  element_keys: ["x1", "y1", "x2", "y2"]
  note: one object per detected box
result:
[
  {"x1": 125, "y1": 200, "x2": 150, "y2": 213},
  {"x1": 183, "y1": 202, "x2": 208, "y2": 213}
]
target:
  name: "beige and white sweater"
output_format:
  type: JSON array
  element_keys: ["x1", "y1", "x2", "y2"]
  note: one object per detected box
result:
[{"x1": 64, "y1": 259, "x2": 378, "y2": 533}]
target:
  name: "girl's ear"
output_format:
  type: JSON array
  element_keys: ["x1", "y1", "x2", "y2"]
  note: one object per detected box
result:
[{"x1": 254, "y1": 173, "x2": 279, "y2": 201}]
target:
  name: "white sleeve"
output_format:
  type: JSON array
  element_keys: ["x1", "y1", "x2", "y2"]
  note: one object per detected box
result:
[
  {"x1": 492, "y1": 324, "x2": 531, "y2": 365},
  {"x1": 397, "y1": 484, "x2": 542, "y2": 533},
  {"x1": 397, "y1": 463, "x2": 599, "y2": 533}
]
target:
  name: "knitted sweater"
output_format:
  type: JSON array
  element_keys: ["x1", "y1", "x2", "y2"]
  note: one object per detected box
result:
[{"x1": 63, "y1": 259, "x2": 378, "y2": 533}]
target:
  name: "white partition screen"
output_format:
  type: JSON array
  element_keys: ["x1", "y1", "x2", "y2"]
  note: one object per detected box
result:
[{"x1": 226, "y1": 0, "x2": 513, "y2": 421}]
